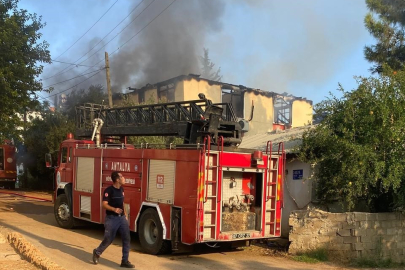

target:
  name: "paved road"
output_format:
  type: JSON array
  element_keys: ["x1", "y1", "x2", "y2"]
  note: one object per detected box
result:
[{"x1": 0, "y1": 192, "x2": 348, "y2": 270}]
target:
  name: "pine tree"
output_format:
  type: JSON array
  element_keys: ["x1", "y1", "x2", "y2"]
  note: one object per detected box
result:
[
  {"x1": 199, "y1": 48, "x2": 222, "y2": 81},
  {"x1": 364, "y1": 0, "x2": 405, "y2": 73}
]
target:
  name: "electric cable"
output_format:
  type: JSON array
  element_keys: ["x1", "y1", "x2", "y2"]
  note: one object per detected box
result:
[
  {"x1": 52, "y1": 0, "x2": 119, "y2": 61},
  {"x1": 43, "y1": 0, "x2": 149, "y2": 81},
  {"x1": 42, "y1": 68, "x2": 105, "y2": 89}
]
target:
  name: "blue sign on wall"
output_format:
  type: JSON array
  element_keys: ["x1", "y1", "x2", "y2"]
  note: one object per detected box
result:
[{"x1": 293, "y1": 169, "x2": 303, "y2": 180}]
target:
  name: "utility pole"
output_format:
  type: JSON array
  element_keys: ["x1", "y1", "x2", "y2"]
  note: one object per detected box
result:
[{"x1": 105, "y1": 52, "x2": 113, "y2": 108}]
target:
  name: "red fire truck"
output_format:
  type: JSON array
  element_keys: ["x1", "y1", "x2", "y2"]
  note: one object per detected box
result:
[
  {"x1": 49, "y1": 97, "x2": 285, "y2": 254},
  {"x1": 0, "y1": 140, "x2": 17, "y2": 190}
]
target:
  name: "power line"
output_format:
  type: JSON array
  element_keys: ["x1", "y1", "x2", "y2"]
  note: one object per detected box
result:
[
  {"x1": 42, "y1": 68, "x2": 106, "y2": 89},
  {"x1": 110, "y1": 0, "x2": 177, "y2": 56},
  {"x1": 40, "y1": 70, "x2": 105, "y2": 100},
  {"x1": 50, "y1": 59, "x2": 95, "y2": 67},
  {"x1": 42, "y1": 0, "x2": 177, "y2": 101},
  {"x1": 52, "y1": 0, "x2": 119, "y2": 61},
  {"x1": 76, "y1": 0, "x2": 154, "y2": 66},
  {"x1": 43, "y1": 0, "x2": 148, "y2": 81}
]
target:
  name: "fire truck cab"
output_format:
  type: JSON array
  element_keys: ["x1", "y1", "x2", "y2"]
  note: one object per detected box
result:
[{"x1": 51, "y1": 98, "x2": 285, "y2": 254}]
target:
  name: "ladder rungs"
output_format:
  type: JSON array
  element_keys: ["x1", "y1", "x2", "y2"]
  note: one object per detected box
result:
[
  {"x1": 266, "y1": 209, "x2": 276, "y2": 212},
  {"x1": 204, "y1": 210, "x2": 216, "y2": 213},
  {"x1": 204, "y1": 224, "x2": 216, "y2": 228},
  {"x1": 205, "y1": 181, "x2": 217, "y2": 184},
  {"x1": 267, "y1": 182, "x2": 277, "y2": 185},
  {"x1": 266, "y1": 222, "x2": 275, "y2": 225},
  {"x1": 267, "y1": 196, "x2": 276, "y2": 199}
]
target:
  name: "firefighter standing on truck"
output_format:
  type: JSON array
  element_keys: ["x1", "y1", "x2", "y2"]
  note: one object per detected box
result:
[{"x1": 92, "y1": 171, "x2": 135, "y2": 268}]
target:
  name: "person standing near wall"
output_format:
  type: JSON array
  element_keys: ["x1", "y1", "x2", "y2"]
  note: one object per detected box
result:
[{"x1": 92, "y1": 171, "x2": 135, "y2": 268}]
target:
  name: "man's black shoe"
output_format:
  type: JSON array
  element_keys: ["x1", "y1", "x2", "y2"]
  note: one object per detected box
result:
[
  {"x1": 92, "y1": 249, "x2": 100, "y2": 264},
  {"x1": 120, "y1": 260, "x2": 135, "y2": 268}
]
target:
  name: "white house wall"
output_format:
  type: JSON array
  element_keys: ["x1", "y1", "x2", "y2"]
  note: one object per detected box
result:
[{"x1": 281, "y1": 159, "x2": 313, "y2": 237}]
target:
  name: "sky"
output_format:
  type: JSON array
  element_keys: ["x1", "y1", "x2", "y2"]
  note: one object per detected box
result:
[{"x1": 18, "y1": 0, "x2": 375, "y2": 106}]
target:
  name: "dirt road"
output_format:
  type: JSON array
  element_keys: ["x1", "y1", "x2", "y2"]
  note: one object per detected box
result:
[{"x1": 0, "y1": 191, "x2": 350, "y2": 270}]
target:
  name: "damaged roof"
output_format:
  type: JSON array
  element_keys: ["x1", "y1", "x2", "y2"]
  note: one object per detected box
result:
[
  {"x1": 239, "y1": 125, "x2": 315, "y2": 153},
  {"x1": 129, "y1": 74, "x2": 312, "y2": 104}
]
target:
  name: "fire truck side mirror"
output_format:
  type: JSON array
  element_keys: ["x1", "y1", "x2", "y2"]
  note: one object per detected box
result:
[{"x1": 45, "y1": 153, "x2": 52, "y2": 168}]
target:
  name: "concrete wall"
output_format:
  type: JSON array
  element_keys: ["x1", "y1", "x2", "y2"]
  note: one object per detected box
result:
[
  {"x1": 145, "y1": 88, "x2": 157, "y2": 103},
  {"x1": 281, "y1": 160, "x2": 313, "y2": 237},
  {"x1": 243, "y1": 92, "x2": 273, "y2": 135},
  {"x1": 289, "y1": 209, "x2": 405, "y2": 263},
  {"x1": 182, "y1": 79, "x2": 222, "y2": 102},
  {"x1": 291, "y1": 100, "x2": 312, "y2": 128}
]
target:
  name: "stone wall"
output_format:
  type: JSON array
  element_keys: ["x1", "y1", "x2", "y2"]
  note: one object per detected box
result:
[{"x1": 289, "y1": 209, "x2": 405, "y2": 263}]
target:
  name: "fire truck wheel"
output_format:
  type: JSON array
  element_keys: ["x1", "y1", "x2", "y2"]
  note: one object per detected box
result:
[
  {"x1": 139, "y1": 208, "x2": 171, "y2": 255},
  {"x1": 54, "y1": 194, "x2": 75, "y2": 229}
]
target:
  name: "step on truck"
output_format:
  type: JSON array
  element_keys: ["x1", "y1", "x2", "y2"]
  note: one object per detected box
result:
[{"x1": 47, "y1": 96, "x2": 285, "y2": 254}]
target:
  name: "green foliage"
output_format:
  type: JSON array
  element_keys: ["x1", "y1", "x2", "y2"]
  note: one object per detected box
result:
[
  {"x1": 22, "y1": 102, "x2": 74, "y2": 189},
  {"x1": 0, "y1": 0, "x2": 50, "y2": 140},
  {"x1": 298, "y1": 68, "x2": 405, "y2": 211},
  {"x1": 291, "y1": 248, "x2": 328, "y2": 264},
  {"x1": 200, "y1": 48, "x2": 222, "y2": 81},
  {"x1": 364, "y1": 0, "x2": 405, "y2": 73},
  {"x1": 63, "y1": 84, "x2": 107, "y2": 119}
]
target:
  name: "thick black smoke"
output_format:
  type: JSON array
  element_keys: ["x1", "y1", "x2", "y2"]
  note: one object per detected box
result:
[{"x1": 110, "y1": 0, "x2": 225, "y2": 91}]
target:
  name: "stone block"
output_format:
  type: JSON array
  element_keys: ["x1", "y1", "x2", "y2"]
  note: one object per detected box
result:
[
  {"x1": 337, "y1": 229, "x2": 351, "y2": 237},
  {"x1": 329, "y1": 214, "x2": 346, "y2": 222},
  {"x1": 353, "y1": 243, "x2": 364, "y2": 251},
  {"x1": 343, "y1": 236, "x2": 359, "y2": 244},
  {"x1": 352, "y1": 229, "x2": 367, "y2": 237},
  {"x1": 317, "y1": 235, "x2": 330, "y2": 243},
  {"x1": 342, "y1": 223, "x2": 356, "y2": 230},
  {"x1": 359, "y1": 221, "x2": 373, "y2": 229},
  {"x1": 360, "y1": 236, "x2": 372, "y2": 243},
  {"x1": 381, "y1": 220, "x2": 393, "y2": 228},
  {"x1": 377, "y1": 213, "x2": 390, "y2": 221},
  {"x1": 363, "y1": 242, "x2": 376, "y2": 250},
  {"x1": 384, "y1": 241, "x2": 397, "y2": 250},
  {"x1": 373, "y1": 221, "x2": 381, "y2": 229},
  {"x1": 319, "y1": 227, "x2": 338, "y2": 236},
  {"x1": 387, "y1": 228, "x2": 398, "y2": 235},
  {"x1": 354, "y1": 212, "x2": 368, "y2": 221},
  {"x1": 366, "y1": 213, "x2": 377, "y2": 221},
  {"x1": 330, "y1": 236, "x2": 343, "y2": 244},
  {"x1": 387, "y1": 213, "x2": 397, "y2": 220}
]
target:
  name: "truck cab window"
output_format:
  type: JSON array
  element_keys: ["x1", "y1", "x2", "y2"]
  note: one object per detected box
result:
[
  {"x1": 61, "y1": 147, "x2": 68, "y2": 164},
  {"x1": 69, "y1": 147, "x2": 72, "y2": 163}
]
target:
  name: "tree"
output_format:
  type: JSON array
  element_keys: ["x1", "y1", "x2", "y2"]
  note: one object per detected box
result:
[
  {"x1": 22, "y1": 102, "x2": 74, "y2": 189},
  {"x1": 298, "y1": 68, "x2": 405, "y2": 211},
  {"x1": 199, "y1": 48, "x2": 222, "y2": 81},
  {"x1": 364, "y1": 0, "x2": 405, "y2": 73},
  {"x1": 0, "y1": 0, "x2": 50, "y2": 141},
  {"x1": 62, "y1": 84, "x2": 107, "y2": 119}
]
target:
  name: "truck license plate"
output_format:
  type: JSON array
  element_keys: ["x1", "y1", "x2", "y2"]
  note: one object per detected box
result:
[{"x1": 232, "y1": 233, "x2": 251, "y2": 239}]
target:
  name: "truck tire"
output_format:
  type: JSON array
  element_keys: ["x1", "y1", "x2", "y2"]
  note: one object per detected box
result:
[
  {"x1": 139, "y1": 208, "x2": 171, "y2": 255},
  {"x1": 54, "y1": 194, "x2": 75, "y2": 229}
]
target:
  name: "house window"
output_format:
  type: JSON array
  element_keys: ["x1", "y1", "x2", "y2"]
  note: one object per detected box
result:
[
  {"x1": 274, "y1": 96, "x2": 291, "y2": 124},
  {"x1": 221, "y1": 89, "x2": 244, "y2": 118},
  {"x1": 158, "y1": 83, "x2": 175, "y2": 102}
]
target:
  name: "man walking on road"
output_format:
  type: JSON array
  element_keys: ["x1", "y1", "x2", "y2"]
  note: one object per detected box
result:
[{"x1": 93, "y1": 171, "x2": 135, "y2": 268}]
